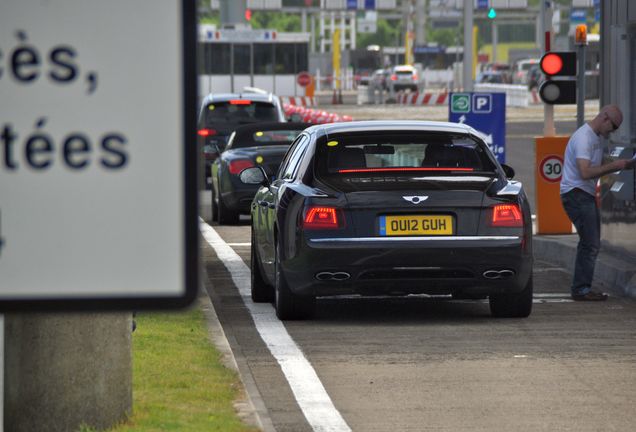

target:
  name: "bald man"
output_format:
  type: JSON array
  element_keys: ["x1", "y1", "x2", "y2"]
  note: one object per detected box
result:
[{"x1": 560, "y1": 105, "x2": 635, "y2": 301}]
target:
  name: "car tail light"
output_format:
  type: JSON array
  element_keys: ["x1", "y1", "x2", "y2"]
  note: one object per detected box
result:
[
  {"x1": 412, "y1": 74, "x2": 418, "y2": 81},
  {"x1": 303, "y1": 206, "x2": 344, "y2": 230},
  {"x1": 228, "y1": 159, "x2": 254, "y2": 175},
  {"x1": 390, "y1": 74, "x2": 397, "y2": 81},
  {"x1": 230, "y1": 99, "x2": 251, "y2": 105},
  {"x1": 491, "y1": 204, "x2": 523, "y2": 227},
  {"x1": 198, "y1": 128, "x2": 217, "y2": 137}
]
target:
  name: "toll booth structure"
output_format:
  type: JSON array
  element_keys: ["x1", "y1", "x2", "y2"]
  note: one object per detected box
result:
[
  {"x1": 599, "y1": 1, "x2": 636, "y2": 258},
  {"x1": 198, "y1": 25, "x2": 310, "y2": 99}
]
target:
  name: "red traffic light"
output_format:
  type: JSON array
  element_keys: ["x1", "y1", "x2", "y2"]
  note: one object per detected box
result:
[
  {"x1": 245, "y1": 8, "x2": 252, "y2": 21},
  {"x1": 541, "y1": 53, "x2": 563, "y2": 75},
  {"x1": 539, "y1": 51, "x2": 577, "y2": 76}
]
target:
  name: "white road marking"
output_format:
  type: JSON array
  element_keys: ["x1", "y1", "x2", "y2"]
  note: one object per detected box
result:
[
  {"x1": 227, "y1": 242, "x2": 251, "y2": 247},
  {"x1": 200, "y1": 220, "x2": 351, "y2": 432}
]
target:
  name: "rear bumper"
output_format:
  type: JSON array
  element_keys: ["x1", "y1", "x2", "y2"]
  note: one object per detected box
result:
[
  {"x1": 282, "y1": 235, "x2": 532, "y2": 297},
  {"x1": 391, "y1": 83, "x2": 418, "y2": 92},
  {"x1": 220, "y1": 186, "x2": 259, "y2": 213}
]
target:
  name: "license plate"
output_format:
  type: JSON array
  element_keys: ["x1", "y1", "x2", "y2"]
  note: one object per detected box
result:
[{"x1": 379, "y1": 215, "x2": 454, "y2": 236}]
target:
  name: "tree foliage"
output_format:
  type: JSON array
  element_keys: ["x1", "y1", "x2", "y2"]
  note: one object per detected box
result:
[
  {"x1": 250, "y1": 11, "x2": 301, "y2": 32},
  {"x1": 357, "y1": 18, "x2": 401, "y2": 49}
]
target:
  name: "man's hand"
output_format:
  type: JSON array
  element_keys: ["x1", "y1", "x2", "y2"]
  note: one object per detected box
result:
[
  {"x1": 614, "y1": 158, "x2": 636, "y2": 171},
  {"x1": 577, "y1": 157, "x2": 635, "y2": 180}
]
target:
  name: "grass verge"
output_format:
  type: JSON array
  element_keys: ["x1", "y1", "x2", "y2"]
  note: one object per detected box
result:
[{"x1": 104, "y1": 304, "x2": 259, "y2": 432}]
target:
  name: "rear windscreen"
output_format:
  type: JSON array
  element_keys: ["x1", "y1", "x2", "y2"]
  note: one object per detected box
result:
[
  {"x1": 228, "y1": 129, "x2": 305, "y2": 149},
  {"x1": 203, "y1": 101, "x2": 279, "y2": 126},
  {"x1": 315, "y1": 132, "x2": 498, "y2": 190}
]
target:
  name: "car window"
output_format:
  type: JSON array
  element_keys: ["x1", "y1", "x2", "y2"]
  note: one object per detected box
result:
[
  {"x1": 278, "y1": 134, "x2": 308, "y2": 181},
  {"x1": 204, "y1": 101, "x2": 279, "y2": 126},
  {"x1": 228, "y1": 128, "x2": 306, "y2": 149},
  {"x1": 315, "y1": 132, "x2": 497, "y2": 191}
]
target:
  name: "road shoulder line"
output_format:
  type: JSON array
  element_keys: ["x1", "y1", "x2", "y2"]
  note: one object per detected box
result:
[{"x1": 200, "y1": 219, "x2": 352, "y2": 432}]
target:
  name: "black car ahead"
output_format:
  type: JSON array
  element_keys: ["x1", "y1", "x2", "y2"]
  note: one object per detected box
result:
[
  {"x1": 240, "y1": 121, "x2": 533, "y2": 320},
  {"x1": 211, "y1": 122, "x2": 311, "y2": 224},
  {"x1": 198, "y1": 92, "x2": 287, "y2": 187}
]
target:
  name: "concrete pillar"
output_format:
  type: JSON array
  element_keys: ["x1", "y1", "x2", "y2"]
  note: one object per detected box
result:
[
  {"x1": 219, "y1": 0, "x2": 246, "y2": 26},
  {"x1": 4, "y1": 313, "x2": 132, "y2": 432},
  {"x1": 463, "y1": 0, "x2": 474, "y2": 92},
  {"x1": 492, "y1": 21, "x2": 498, "y2": 64},
  {"x1": 416, "y1": 0, "x2": 426, "y2": 46}
]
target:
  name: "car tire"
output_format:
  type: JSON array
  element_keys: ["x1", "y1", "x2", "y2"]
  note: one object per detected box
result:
[
  {"x1": 211, "y1": 186, "x2": 219, "y2": 222},
  {"x1": 275, "y1": 244, "x2": 315, "y2": 320},
  {"x1": 251, "y1": 230, "x2": 273, "y2": 303},
  {"x1": 217, "y1": 194, "x2": 239, "y2": 225},
  {"x1": 489, "y1": 276, "x2": 533, "y2": 318}
]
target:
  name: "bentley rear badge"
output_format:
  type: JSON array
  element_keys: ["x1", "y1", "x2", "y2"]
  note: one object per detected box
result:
[{"x1": 403, "y1": 196, "x2": 428, "y2": 204}]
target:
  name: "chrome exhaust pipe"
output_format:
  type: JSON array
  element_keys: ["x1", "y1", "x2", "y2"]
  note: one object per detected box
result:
[
  {"x1": 482, "y1": 269, "x2": 516, "y2": 279},
  {"x1": 483, "y1": 270, "x2": 501, "y2": 279},
  {"x1": 499, "y1": 269, "x2": 515, "y2": 278},
  {"x1": 315, "y1": 271, "x2": 351, "y2": 281},
  {"x1": 316, "y1": 272, "x2": 333, "y2": 281}
]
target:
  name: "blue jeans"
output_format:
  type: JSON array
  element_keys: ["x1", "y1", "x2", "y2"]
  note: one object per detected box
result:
[{"x1": 560, "y1": 188, "x2": 600, "y2": 296}]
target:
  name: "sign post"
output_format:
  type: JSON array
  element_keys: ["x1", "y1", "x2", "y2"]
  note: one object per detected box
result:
[
  {"x1": 0, "y1": 2, "x2": 198, "y2": 430},
  {"x1": 449, "y1": 92, "x2": 506, "y2": 163},
  {"x1": 534, "y1": 137, "x2": 572, "y2": 234}
]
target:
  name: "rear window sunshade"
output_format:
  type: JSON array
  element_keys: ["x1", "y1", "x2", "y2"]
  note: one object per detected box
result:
[
  {"x1": 314, "y1": 132, "x2": 498, "y2": 191},
  {"x1": 228, "y1": 129, "x2": 305, "y2": 149},
  {"x1": 204, "y1": 101, "x2": 279, "y2": 125}
]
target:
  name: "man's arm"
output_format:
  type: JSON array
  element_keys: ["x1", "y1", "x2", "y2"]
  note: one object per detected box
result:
[{"x1": 576, "y1": 157, "x2": 636, "y2": 180}]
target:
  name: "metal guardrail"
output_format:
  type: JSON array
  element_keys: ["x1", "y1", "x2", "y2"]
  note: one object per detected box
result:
[{"x1": 474, "y1": 83, "x2": 529, "y2": 108}]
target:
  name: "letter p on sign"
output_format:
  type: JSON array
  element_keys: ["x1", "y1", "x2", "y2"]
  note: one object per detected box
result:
[{"x1": 473, "y1": 94, "x2": 492, "y2": 113}]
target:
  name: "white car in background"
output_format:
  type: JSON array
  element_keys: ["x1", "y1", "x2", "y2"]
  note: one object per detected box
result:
[
  {"x1": 513, "y1": 58, "x2": 540, "y2": 85},
  {"x1": 388, "y1": 65, "x2": 423, "y2": 93}
]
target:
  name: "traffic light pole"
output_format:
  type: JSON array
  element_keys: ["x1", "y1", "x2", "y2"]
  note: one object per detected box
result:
[
  {"x1": 541, "y1": 1, "x2": 555, "y2": 136},
  {"x1": 463, "y1": 0, "x2": 474, "y2": 92},
  {"x1": 576, "y1": 44, "x2": 586, "y2": 128}
]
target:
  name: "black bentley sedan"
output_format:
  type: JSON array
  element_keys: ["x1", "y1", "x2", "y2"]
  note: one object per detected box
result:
[
  {"x1": 211, "y1": 122, "x2": 311, "y2": 224},
  {"x1": 240, "y1": 121, "x2": 533, "y2": 320}
]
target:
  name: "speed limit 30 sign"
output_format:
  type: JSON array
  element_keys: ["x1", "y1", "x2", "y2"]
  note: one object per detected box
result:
[{"x1": 539, "y1": 155, "x2": 564, "y2": 183}]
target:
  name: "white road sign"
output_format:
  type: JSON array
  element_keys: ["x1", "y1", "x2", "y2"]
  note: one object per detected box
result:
[
  {"x1": 539, "y1": 156, "x2": 564, "y2": 183},
  {"x1": 0, "y1": 1, "x2": 198, "y2": 310}
]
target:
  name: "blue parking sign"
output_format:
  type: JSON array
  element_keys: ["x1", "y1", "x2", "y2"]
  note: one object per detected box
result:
[{"x1": 449, "y1": 92, "x2": 506, "y2": 163}]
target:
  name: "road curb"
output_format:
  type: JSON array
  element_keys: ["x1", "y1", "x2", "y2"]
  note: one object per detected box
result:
[
  {"x1": 200, "y1": 263, "x2": 277, "y2": 432},
  {"x1": 533, "y1": 234, "x2": 636, "y2": 298}
]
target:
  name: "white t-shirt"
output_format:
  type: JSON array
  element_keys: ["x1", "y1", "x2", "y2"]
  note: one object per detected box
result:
[{"x1": 560, "y1": 123, "x2": 602, "y2": 196}]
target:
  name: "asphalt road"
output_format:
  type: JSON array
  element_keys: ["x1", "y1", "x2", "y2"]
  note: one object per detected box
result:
[
  {"x1": 201, "y1": 105, "x2": 636, "y2": 432},
  {"x1": 201, "y1": 218, "x2": 636, "y2": 432}
]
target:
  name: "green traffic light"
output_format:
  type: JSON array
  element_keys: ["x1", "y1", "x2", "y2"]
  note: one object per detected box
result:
[{"x1": 488, "y1": 8, "x2": 497, "y2": 19}]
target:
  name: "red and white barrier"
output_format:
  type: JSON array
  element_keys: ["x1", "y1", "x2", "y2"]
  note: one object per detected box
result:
[
  {"x1": 396, "y1": 92, "x2": 449, "y2": 106},
  {"x1": 280, "y1": 96, "x2": 317, "y2": 107},
  {"x1": 282, "y1": 103, "x2": 353, "y2": 124}
]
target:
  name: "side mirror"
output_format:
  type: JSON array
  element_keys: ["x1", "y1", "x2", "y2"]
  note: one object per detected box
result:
[
  {"x1": 239, "y1": 166, "x2": 270, "y2": 187},
  {"x1": 501, "y1": 164, "x2": 515, "y2": 179}
]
